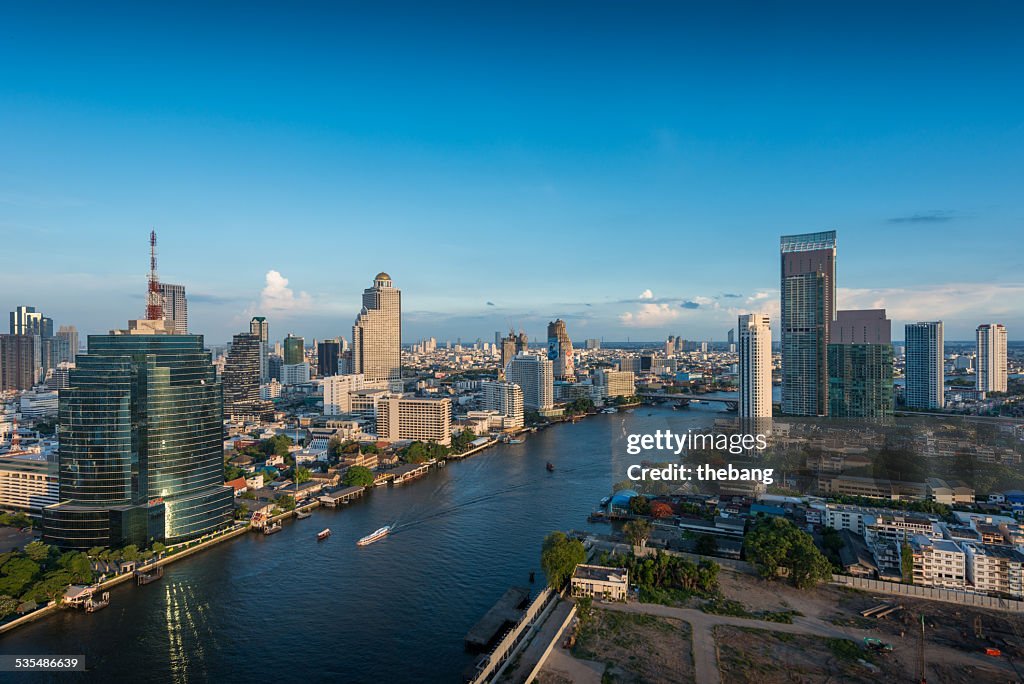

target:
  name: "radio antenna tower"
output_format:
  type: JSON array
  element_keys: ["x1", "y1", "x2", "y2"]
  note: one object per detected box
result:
[{"x1": 146, "y1": 230, "x2": 163, "y2": 321}]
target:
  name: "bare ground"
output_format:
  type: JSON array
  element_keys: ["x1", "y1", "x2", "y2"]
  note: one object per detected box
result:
[{"x1": 571, "y1": 608, "x2": 694, "y2": 683}]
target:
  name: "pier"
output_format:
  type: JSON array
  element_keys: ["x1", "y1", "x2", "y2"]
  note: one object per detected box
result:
[
  {"x1": 390, "y1": 462, "x2": 430, "y2": 484},
  {"x1": 464, "y1": 586, "x2": 531, "y2": 652},
  {"x1": 318, "y1": 485, "x2": 366, "y2": 507},
  {"x1": 134, "y1": 566, "x2": 164, "y2": 586}
]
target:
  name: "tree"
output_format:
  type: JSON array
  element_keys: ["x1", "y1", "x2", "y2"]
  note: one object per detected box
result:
[
  {"x1": 0, "y1": 594, "x2": 18, "y2": 619},
  {"x1": 650, "y1": 501, "x2": 673, "y2": 519},
  {"x1": 901, "y1": 541, "x2": 914, "y2": 584},
  {"x1": 343, "y1": 465, "x2": 375, "y2": 487},
  {"x1": 629, "y1": 495, "x2": 651, "y2": 516},
  {"x1": 23, "y1": 541, "x2": 51, "y2": 563},
  {"x1": 694, "y1": 534, "x2": 718, "y2": 556},
  {"x1": 744, "y1": 517, "x2": 832, "y2": 589},
  {"x1": 87, "y1": 546, "x2": 105, "y2": 558},
  {"x1": 121, "y1": 545, "x2": 140, "y2": 562},
  {"x1": 293, "y1": 466, "x2": 312, "y2": 485},
  {"x1": 540, "y1": 532, "x2": 586, "y2": 590},
  {"x1": 0, "y1": 557, "x2": 40, "y2": 597},
  {"x1": 151, "y1": 542, "x2": 167, "y2": 556},
  {"x1": 278, "y1": 495, "x2": 296, "y2": 512},
  {"x1": 623, "y1": 519, "x2": 653, "y2": 548}
]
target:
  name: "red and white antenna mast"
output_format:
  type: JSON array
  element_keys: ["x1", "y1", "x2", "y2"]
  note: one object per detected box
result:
[{"x1": 146, "y1": 229, "x2": 163, "y2": 320}]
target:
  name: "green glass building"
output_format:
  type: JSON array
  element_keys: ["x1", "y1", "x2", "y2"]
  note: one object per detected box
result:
[
  {"x1": 283, "y1": 333, "x2": 304, "y2": 365},
  {"x1": 827, "y1": 343, "x2": 894, "y2": 417},
  {"x1": 43, "y1": 325, "x2": 233, "y2": 549}
]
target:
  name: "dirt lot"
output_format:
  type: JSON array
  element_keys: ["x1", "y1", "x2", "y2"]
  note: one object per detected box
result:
[
  {"x1": 715, "y1": 625, "x2": 907, "y2": 683},
  {"x1": 572, "y1": 608, "x2": 694, "y2": 683}
]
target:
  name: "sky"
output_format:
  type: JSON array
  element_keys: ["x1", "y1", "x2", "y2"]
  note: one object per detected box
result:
[{"x1": 1, "y1": 1, "x2": 1022, "y2": 344}]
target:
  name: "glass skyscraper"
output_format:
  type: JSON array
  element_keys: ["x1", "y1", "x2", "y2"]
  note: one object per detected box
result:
[
  {"x1": 780, "y1": 230, "x2": 836, "y2": 417},
  {"x1": 904, "y1": 321, "x2": 944, "y2": 410},
  {"x1": 283, "y1": 333, "x2": 305, "y2": 365},
  {"x1": 43, "y1": 326, "x2": 233, "y2": 549}
]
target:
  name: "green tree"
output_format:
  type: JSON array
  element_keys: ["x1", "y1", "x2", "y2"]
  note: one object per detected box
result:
[
  {"x1": 151, "y1": 542, "x2": 166, "y2": 555},
  {"x1": 0, "y1": 557, "x2": 40, "y2": 597},
  {"x1": 0, "y1": 594, "x2": 18, "y2": 618},
  {"x1": 623, "y1": 519, "x2": 653, "y2": 548},
  {"x1": 23, "y1": 541, "x2": 51, "y2": 563},
  {"x1": 901, "y1": 541, "x2": 914, "y2": 584},
  {"x1": 87, "y1": 546, "x2": 105, "y2": 558},
  {"x1": 278, "y1": 495, "x2": 296, "y2": 512},
  {"x1": 629, "y1": 495, "x2": 651, "y2": 516},
  {"x1": 293, "y1": 466, "x2": 312, "y2": 485},
  {"x1": 694, "y1": 534, "x2": 718, "y2": 556},
  {"x1": 343, "y1": 465, "x2": 375, "y2": 487},
  {"x1": 540, "y1": 531, "x2": 586, "y2": 590},
  {"x1": 744, "y1": 517, "x2": 832, "y2": 589},
  {"x1": 121, "y1": 545, "x2": 140, "y2": 562}
]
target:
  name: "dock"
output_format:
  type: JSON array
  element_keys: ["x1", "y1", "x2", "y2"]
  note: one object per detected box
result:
[
  {"x1": 390, "y1": 462, "x2": 430, "y2": 485},
  {"x1": 318, "y1": 485, "x2": 366, "y2": 507},
  {"x1": 464, "y1": 586, "x2": 531, "y2": 652},
  {"x1": 134, "y1": 566, "x2": 164, "y2": 586}
]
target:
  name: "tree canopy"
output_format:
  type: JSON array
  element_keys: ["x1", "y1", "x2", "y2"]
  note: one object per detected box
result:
[
  {"x1": 540, "y1": 531, "x2": 586, "y2": 589},
  {"x1": 744, "y1": 517, "x2": 832, "y2": 589},
  {"x1": 343, "y1": 465, "x2": 375, "y2": 487}
]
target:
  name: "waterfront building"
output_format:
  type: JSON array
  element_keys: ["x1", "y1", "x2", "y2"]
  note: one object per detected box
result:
[
  {"x1": 283, "y1": 333, "x2": 305, "y2": 365},
  {"x1": 738, "y1": 313, "x2": 772, "y2": 420},
  {"x1": 546, "y1": 319, "x2": 575, "y2": 381},
  {"x1": 352, "y1": 273, "x2": 402, "y2": 391},
  {"x1": 250, "y1": 316, "x2": 269, "y2": 382},
  {"x1": 0, "y1": 456, "x2": 59, "y2": 514},
  {"x1": 976, "y1": 323, "x2": 1008, "y2": 393},
  {"x1": 592, "y1": 368, "x2": 635, "y2": 399},
  {"x1": 223, "y1": 332, "x2": 263, "y2": 416},
  {"x1": 905, "y1": 321, "x2": 944, "y2": 409},
  {"x1": 0, "y1": 334, "x2": 40, "y2": 390},
  {"x1": 322, "y1": 374, "x2": 386, "y2": 415},
  {"x1": 780, "y1": 230, "x2": 836, "y2": 416},
  {"x1": 480, "y1": 380, "x2": 525, "y2": 428},
  {"x1": 504, "y1": 353, "x2": 554, "y2": 411},
  {"x1": 571, "y1": 564, "x2": 628, "y2": 601},
  {"x1": 317, "y1": 339, "x2": 341, "y2": 377},
  {"x1": 827, "y1": 309, "x2": 894, "y2": 418},
  {"x1": 42, "y1": 317, "x2": 233, "y2": 550},
  {"x1": 158, "y1": 283, "x2": 188, "y2": 334},
  {"x1": 376, "y1": 395, "x2": 451, "y2": 446}
]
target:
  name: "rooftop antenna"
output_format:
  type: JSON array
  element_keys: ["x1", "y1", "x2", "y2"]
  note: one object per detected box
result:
[{"x1": 146, "y1": 229, "x2": 163, "y2": 321}]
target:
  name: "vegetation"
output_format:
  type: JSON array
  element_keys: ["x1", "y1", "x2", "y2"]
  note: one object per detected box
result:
[
  {"x1": 540, "y1": 531, "x2": 586, "y2": 589},
  {"x1": 744, "y1": 517, "x2": 832, "y2": 589},
  {"x1": 450, "y1": 429, "x2": 479, "y2": 453},
  {"x1": 343, "y1": 465, "x2": 375, "y2": 487},
  {"x1": 401, "y1": 440, "x2": 448, "y2": 464},
  {"x1": 628, "y1": 495, "x2": 651, "y2": 516},
  {"x1": 649, "y1": 501, "x2": 673, "y2": 519},
  {"x1": 598, "y1": 550, "x2": 718, "y2": 605},
  {"x1": 0, "y1": 542, "x2": 96, "y2": 616},
  {"x1": 293, "y1": 466, "x2": 312, "y2": 485},
  {"x1": 901, "y1": 541, "x2": 914, "y2": 584},
  {"x1": 0, "y1": 512, "x2": 32, "y2": 528},
  {"x1": 328, "y1": 438, "x2": 378, "y2": 459},
  {"x1": 563, "y1": 396, "x2": 595, "y2": 417},
  {"x1": 623, "y1": 519, "x2": 653, "y2": 548},
  {"x1": 694, "y1": 534, "x2": 718, "y2": 556},
  {"x1": 277, "y1": 495, "x2": 296, "y2": 512}
]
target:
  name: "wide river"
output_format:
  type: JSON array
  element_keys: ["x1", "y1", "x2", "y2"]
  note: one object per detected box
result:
[{"x1": 1, "y1": 403, "x2": 727, "y2": 683}]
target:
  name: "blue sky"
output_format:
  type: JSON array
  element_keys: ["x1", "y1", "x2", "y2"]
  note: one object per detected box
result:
[{"x1": 1, "y1": 1, "x2": 1022, "y2": 343}]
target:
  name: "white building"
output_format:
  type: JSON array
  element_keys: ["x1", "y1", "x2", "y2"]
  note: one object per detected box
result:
[
  {"x1": 976, "y1": 323, "x2": 1008, "y2": 393},
  {"x1": 905, "y1": 321, "x2": 944, "y2": 409},
  {"x1": 352, "y1": 273, "x2": 402, "y2": 391},
  {"x1": 571, "y1": 564, "x2": 629, "y2": 601},
  {"x1": 965, "y1": 544, "x2": 1024, "y2": 598},
  {"x1": 322, "y1": 374, "x2": 387, "y2": 416},
  {"x1": 738, "y1": 313, "x2": 772, "y2": 419},
  {"x1": 592, "y1": 369, "x2": 635, "y2": 399},
  {"x1": 480, "y1": 380, "x2": 525, "y2": 428},
  {"x1": 504, "y1": 353, "x2": 553, "y2": 411},
  {"x1": 19, "y1": 390, "x2": 59, "y2": 418},
  {"x1": 260, "y1": 379, "x2": 283, "y2": 400},
  {"x1": 376, "y1": 396, "x2": 451, "y2": 446},
  {"x1": 281, "y1": 362, "x2": 310, "y2": 385},
  {"x1": 0, "y1": 456, "x2": 59, "y2": 513},
  {"x1": 910, "y1": 534, "x2": 965, "y2": 588}
]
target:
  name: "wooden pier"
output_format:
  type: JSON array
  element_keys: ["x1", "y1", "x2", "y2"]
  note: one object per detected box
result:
[
  {"x1": 390, "y1": 462, "x2": 430, "y2": 485},
  {"x1": 317, "y1": 485, "x2": 366, "y2": 507},
  {"x1": 135, "y1": 566, "x2": 164, "y2": 586}
]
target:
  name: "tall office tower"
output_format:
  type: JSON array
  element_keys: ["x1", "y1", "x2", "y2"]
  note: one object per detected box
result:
[
  {"x1": 158, "y1": 283, "x2": 188, "y2": 334},
  {"x1": 56, "y1": 325, "x2": 78, "y2": 364},
  {"x1": 504, "y1": 353, "x2": 554, "y2": 411},
  {"x1": 317, "y1": 339, "x2": 341, "y2": 377},
  {"x1": 352, "y1": 272, "x2": 402, "y2": 390},
  {"x1": 494, "y1": 331, "x2": 502, "y2": 347},
  {"x1": 481, "y1": 380, "x2": 525, "y2": 428},
  {"x1": 738, "y1": 314, "x2": 773, "y2": 420},
  {"x1": 976, "y1": 323, "x2": 1008, "y2": 393},
  {"x1": 546, "y1": 319, "x2": 575, "y2": 381},
  {"x1": 223, "y1": 332, "x2": 263, "y2": 416},
  {"x1": 727, "y1": 328, "x2": 735, "y2": 346},
  {"x1": 0, "y1": 334, "x2": 40, "y2": 390},
  {"x1": 780, "y1": 230, "x2": 837, "y2": 416},
  {"x1": 283, "y1": 333, "x2": 305, "y2": 365},
  {"x1": 500, "y1": 330, "x2": 518, "y2": 371},
  {"x1": 10, "y1": 305, "x2": 53, "y2": 337},
  {"x1": 828, "y1": 309, "x2": 894, "y2": 417},
  {"x1": 250, "y1": 316, "x2": 269, "y2": 382},
  {"x1": 515, "y1": 331, "x2": 529, "y2": 354},
  {"x1": 904, "y1": 321, "x2": 944, "y2": 410}
]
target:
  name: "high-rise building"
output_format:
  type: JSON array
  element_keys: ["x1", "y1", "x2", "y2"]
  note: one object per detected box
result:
[
  {"x1": 499, "y1": 330, "x2": 520, "y2": 372},
  {"x1": 10, "y1": 305, "x2": 53, "y2": 337},
  {"x1": 283, "y1": 334, "x2": 305, "y2": 365},
  {"x1": 0, "y1": 334, "x2": 40, "y2": 390},
  {"x1": 585, "y1": 338, "x2": 601, "y2": 350},
  {"x1": 905, "y1": 321, "x2": 944, "y2": 410},
  {"x1": 376, "y1": 396, "x2": 451, "y2": 445},
  {"x1": 780, "y1": 230, "x2": 837, "y2": 416},
  {"x1": 317, "y1": 339, "x2": 341, "y2": 377},
  {"x1": 281, "y1": 362, "x2": 311, "y2": 385},
  {"x1": 352, "y1": 273, "x2": 402, "y2": 390},
  {"x1": 976, "y1": 323, "x2": 1008, "y2": 393},
  {"x1": 250, "y1": 316, "x2": 269, "y2": 382},
  {"x1": 223, "y1": 332, "x2": 263, "y2": 416},
  {"x1": 157, "y1": 283, "x2": 188, "y2": 334},
  {"x1": 504, "y1": 353, "x2": 554, "y2": 411},
  {"x1": 547, "y1": 319, "x2": 575, "y2": 381},
  {"x1": 828, "y1": 309, "x2": 894, "y2": 417},
  {"x1": 323, "y1": 374, "x2": 387, "y2": 415},
  {"x1": 56, "y1": 325, "x2": 79, "y2": 364},
  {"x1": 481, "y1": 380, "x2": 525, "y2": 428},
  {"x1": 738, "y1": 313, "x2": 773, "y2": 420},
  {"x1": 42, "y1": 322, "x2": 233, "y2": 549},
  {"x1": 592, "y1": 369, "x2": 635, "y2": 399}
]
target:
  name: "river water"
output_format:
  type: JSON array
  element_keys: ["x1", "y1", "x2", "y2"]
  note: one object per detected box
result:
[{"x1": 0, "y1": 404, "x2": 726, "y2": 683}]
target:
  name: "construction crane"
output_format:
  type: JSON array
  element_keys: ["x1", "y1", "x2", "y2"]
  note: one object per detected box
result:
[{"x1": 146, "y1": 229, "x2": 163, "y2": 321}]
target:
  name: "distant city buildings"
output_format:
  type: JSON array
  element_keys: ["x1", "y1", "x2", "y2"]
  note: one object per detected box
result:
[
  {"x1": 283, "y1": 333, "x2": 305, "y2": 365},
  {"x1": 56, "y1": 325, "x2": 78, "y2": 364},
  {"x1": 317, "y1": 338, "x2": 341, "y2": 377},
  {"x1": 976, "y1": 323, "x2": 1008, "y2": 393},
  {"x1": 546, "y1": 319, "x2": 575, "y2": 381},
  {"x1": 504, "y1": 353, "x2": 554, "y2": 411},
  {"x1": 828, "y1": 309, "x2": 894, "y2": 418},
  {"x1": 592, "y1": 368, "x2": 635, "y2": 400},
  {"x1": 352, "y1": 273, "x2": 402, "y2": 391},
  {"x1": 780, "y1": 230, "x2": 836, "y2": 417},
  {"x1": 738, "y1": 313, "x2": 772, "y2": 420},
  {"x1": 158, "y1": 283, "x2": 188, "y2": 333},
  {"x1": 250, "y1": 316, "x2": 269, "y2": 382},
  {"x1": 10, "y1": 305, "x2": 52, "y2": 337},
  {"x1": 905, "y1": 321, "x2": 945, "y2": 410},
  {"x1": 222, "y1": 332, "x2": 264, "y2": 416}
]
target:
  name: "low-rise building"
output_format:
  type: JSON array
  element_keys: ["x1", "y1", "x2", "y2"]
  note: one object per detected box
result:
[
  {"x1": 965, "y1": 544, "x2": 1024, "y2": 598},
  {"x1": 571, "y1": 564, "x2": 629, "y2": 601},
  {"x1": 909, "y1": 534, "x2": 966, "y2": 589},
  {"x1": 0, "y1": 456, "x2": 58, "y2": 514}
]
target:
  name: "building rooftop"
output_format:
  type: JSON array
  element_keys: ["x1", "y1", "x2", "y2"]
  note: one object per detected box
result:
[{"x1": 572, "y1": 564, "x2": 627, "y2": 584}]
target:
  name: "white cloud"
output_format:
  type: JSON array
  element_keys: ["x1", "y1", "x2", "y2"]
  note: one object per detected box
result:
[
  {"x1": 838, "y1": 283, "x2": 1024, "y2": 325},
  {"x1": 639, "y1": 289, "x2": 654, "y2": 300},
  {"x1": 620, "y1": 303, "x2": 682, "y2": 327},
  {"x1": 260, "y1": 270, "x2": 312, "y2": 312}
]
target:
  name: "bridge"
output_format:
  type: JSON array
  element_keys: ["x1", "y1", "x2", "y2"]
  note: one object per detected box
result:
[{"x1": 637, "y1": 392, "x2": 739, "y2": 411}]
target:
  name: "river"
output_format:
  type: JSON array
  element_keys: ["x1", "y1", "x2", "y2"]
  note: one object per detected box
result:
[{"x1": 0, "y1": 404, "x2": 726, "y2": 683}]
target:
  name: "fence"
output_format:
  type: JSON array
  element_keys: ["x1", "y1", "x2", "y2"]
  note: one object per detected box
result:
[{"x1": 831, "y1": 574, "x2": 1024, "y2": 613}]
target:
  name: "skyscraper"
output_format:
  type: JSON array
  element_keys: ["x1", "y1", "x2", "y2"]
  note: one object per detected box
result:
[
  {"x1": 976, "y1": 323, "x2": 1008, "y2": 393},
  {"x1": 223, "y1": 332, "x2": 264, "y2": 416},
  {"x1": 158, "y1": 283, "x2": 188, "y2": 334},
  {"x1": 10, "y1": 305, "x2": 53, "y2": 337},
  {"x1": 504, "y1": 353, "x2": 554, "y2": 411},
  {"x1": 828, "y1": 309, "x2": 894, "y2": 417},
  {"x1": 317, "y1": 339, "x2": 341, "y2": 377},
  {"x1": 0, "y1": 334, "x2": 39, "y2": 390},
  {"x1": 283, "y1": 333, "x2": 305, "y2": 365},
  {"x1": 56, "y1": 325, "x2": 79, "y2": 365},
  {"x1": 352, "y1": 272, "x2": 402, "y2": 390},
  {"x1": 780, "y1": 230, "x2": 837, "y2": 416},
  {"x1": 250, "y1": 316, "x2": 269, "y2": 382},
  {"x1": 499, "y1": 330, "x2": 519, "y2": 371},
  {"x1": 738, "y1": 313, "x2": 772, "y2": 420},
  {"x1": 481, "y1": 380, "x2": 525, "y2": 428},
  {"x1": 905, "y1": 321, "x2": 944, "y2": 410},
  {"x1": 546, "y1": 319, "x2": 575, "y2": 381}
]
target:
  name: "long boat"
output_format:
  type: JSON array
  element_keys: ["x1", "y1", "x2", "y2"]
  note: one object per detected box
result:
[
  {"x1": 317, "y1": 528, "x2": 331, "y2": 541},
  {"x1": 295, "y1": 509, "x2": 312, "y2": 519},
  {"x1": 356, "y1": 525, "x2": 391, "y2": 546}
]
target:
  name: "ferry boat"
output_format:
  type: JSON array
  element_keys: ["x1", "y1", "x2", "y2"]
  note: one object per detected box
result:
[
  {"x1": 507, "y1": 438, "x2": 525, "y2": 444},
  {"x1": 263, "y1": 522, "x2": 282, "y2": 536},
  {"x1": 356, "y1": 525, "x2": 391, "y2": 546},
  {"x1": 546, "y1": 462, "x2": 555, "y2": 472},
  {"x1": 295, "y1": 509, "x2": 312, "y2": 519},
  {"x1": 317, "y1": 528, "x2": 331, "y2": 541}
]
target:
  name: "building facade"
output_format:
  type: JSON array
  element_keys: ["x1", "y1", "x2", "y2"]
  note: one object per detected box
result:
[
  {"x1": 0, "y1": 456, "x2": 59, "y2": 514},
  {"x1": 352, "y1": 273, "x2": 402, "y2": 390},
  {"x1": 0, "y1": 334, "x2": 40, "y2": 391},
  {"x1": 158, "y1": 283, "x2": 188, "y2": 334},
  {"x1": 317, "y1": 339, "x2": 341, "y2": 377},
  {"x1": 738, "y1": 313, "x2": 773, "y2": 419},
  {"x1": 504, "y1": 353, "x2": 554, "y2": 411},
  {"x1": 904, "y1": 321, "x2": 944, "y2": 410},
  {"x1": 249, "y1": 316, "x2": 269, "y2": 382},
  {"x1": 223, "y1": 332, "x2": 263, "y2": 416},
  {"x1": 376, "y1": 396, "x2": 451, "y2": 445},
  {"x1": 976, "y1": 323, "x2": 1008, "y2": 393},
  {"x1": 546, "y1": 319, "x2": 575, "y2": 381},
  {"x1": 283, "y1": 333, "x2": 305, "y2": 365},
  {"x1": 828, "y1": 309, "x2": 894, "y2": 417},
  {"x1": 480, "y1": 380, "x2": 525, "y2": 428}
]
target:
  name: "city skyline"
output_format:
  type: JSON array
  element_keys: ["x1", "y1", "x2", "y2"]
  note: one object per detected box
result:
[{"x1": 2, "y1": 3, "x2": 1023, "y2": 342}]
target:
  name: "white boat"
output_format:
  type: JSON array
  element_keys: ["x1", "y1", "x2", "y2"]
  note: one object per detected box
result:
[
  {"x1": 357, "y1": 525, "x2": 392, "y2": 546},
  {"x1": 295, "y1": 509, "x2": 311, "y2": 519}
]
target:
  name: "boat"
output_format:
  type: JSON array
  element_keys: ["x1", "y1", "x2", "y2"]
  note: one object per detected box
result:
[
  {"x1": 263, "y1": 522, "x2": 282, "y2": 535},
  {"x1": 546, "y1": 462, "x2": 555, "y2": 472},
  {"x1": 356, "y1": 525, "x2": 391, "y2": 546},
  {"x1": 507, "y1": 438, "x2": 525, "y2": 444},
  {"x1": 86, "y1": 591, "x2": 110, "y2": 613},
  {"x1": 295, "y1": 509, "x2": 312, "y2": 519},
  {"x1": 317, "y1": 528, "x2": 331, "y2": 541}
]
